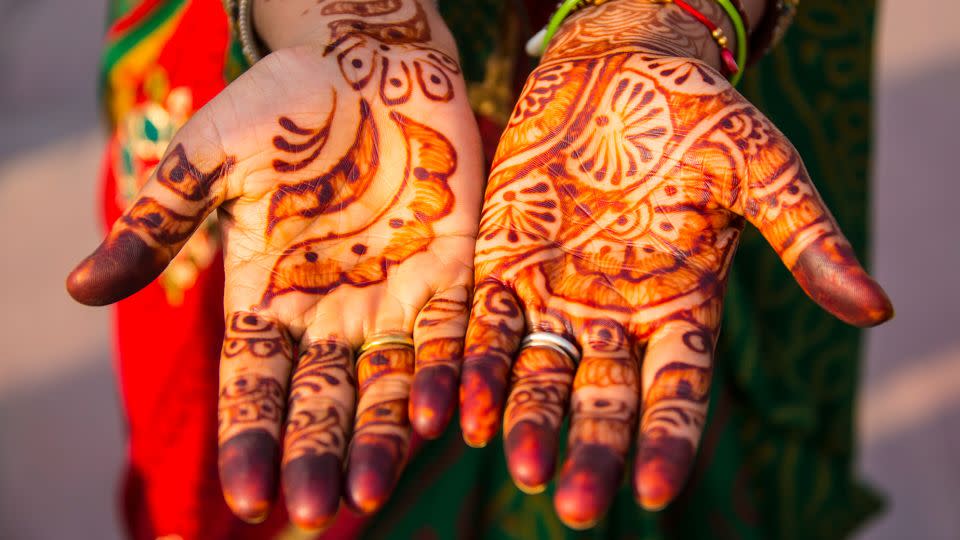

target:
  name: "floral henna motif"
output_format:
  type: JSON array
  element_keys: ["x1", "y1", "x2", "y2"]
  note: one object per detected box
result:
[
  {"x1": 266, "y1": 97, "x2": 377, "y2": 235},
  {"x1": 329, "y1": 34, "x2": 459, "y2": 104},
  {"x1": 462, "y1": 4, "x2": 891, "y2": 526}
]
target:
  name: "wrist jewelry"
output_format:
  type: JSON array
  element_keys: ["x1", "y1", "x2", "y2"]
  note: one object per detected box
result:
[
  {"x1": 527, "y1": 0, "x2": 748, "y2": 86},
  {"x1": 663, "y1": 0, "x2": 747, "y2": 85},
  {"x1": 224, "y1": 0, "x2": 265, "y2": 65}
]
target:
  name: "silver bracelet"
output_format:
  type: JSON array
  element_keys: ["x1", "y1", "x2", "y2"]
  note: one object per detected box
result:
[{"x1": 224, "y1": 0, "x2": 265, "y2": 65}]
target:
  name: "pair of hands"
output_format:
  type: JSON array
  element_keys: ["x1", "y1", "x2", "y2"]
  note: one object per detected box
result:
[{"x1": 67, "y1": 0, "x2": 892, "y2": 532}]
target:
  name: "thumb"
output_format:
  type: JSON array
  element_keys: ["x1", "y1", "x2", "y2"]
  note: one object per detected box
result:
[
  {"x1": 722, "y1": 108, "x2": 893, "y2": 327},
  {"x1": 67, "y1": 120, "x2": 233, "y2": 306}
]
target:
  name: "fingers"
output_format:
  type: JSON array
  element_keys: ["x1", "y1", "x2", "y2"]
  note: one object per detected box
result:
[
  {"x1": 217, "y1": 312, "x2": 294, "y2": 523},
  {"x1": 632, "y1": 322, "x2": 713, "y2": 511},
  {"x1": 502, "y1": 346, "x2": 575, "y2": 493},
  {"x1": 409, "y1": 286, "x2": 469, "y2": 439},
  {"x1": 344, "y1": 343, "x2": 415, "y2": 515},
  {"x1": 730, "y1": 115, "x2": 892, "y2": 326},
  {"x1": 282, "y1": 340, "x2": 355, "y2": 531},
  {"x1": 554, "y1": 322, "x2": 639, "y2": 530},
  {"x1": 459, "y1": 279, "x2": 525, "y2": 447},
  {"x1": 67, "y1": 133, "x2": 233, "y2": 306}
]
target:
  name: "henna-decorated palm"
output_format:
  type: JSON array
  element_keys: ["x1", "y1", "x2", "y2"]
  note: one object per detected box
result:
[
  {"x1": 67, "y1": 7, "x2": 482, "y2": 529},
  {"x1": 458, "y1": 7, "x2": 893, "y2": 530}
]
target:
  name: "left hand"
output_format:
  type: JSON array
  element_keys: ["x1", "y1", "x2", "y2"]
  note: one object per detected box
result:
[{"x1": 457, "y1": 0, "x2": 893, "y2": 529}]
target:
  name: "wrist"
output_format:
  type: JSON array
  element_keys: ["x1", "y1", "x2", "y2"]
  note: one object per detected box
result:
[
  {"x1": 252, "y1": 0, "x2": 458, "y2": 59},
  {"x1": 542, "y1": 0, "x2": 755, "y2": 76}
]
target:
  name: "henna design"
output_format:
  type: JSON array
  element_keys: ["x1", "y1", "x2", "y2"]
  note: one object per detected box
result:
[
  {"x1": 326, "y1": 0, "x2": 430, "y2": 45},
  {"x1": 282, "y1": 341, "x2": 355, "y2": 528},
  {"x1": 462, "y1": 0, "x2": 891, "y2": 527},
  {"x1": 346, "y1": 345, "x2": 415, "y2": 514},
  {"x1": 217, "y1": 312, "x2": 293, "y2": 521},
  {"x1": 267, "y1": 97, "x2": 377, "y2": 235},
  {"x1": 155, "y1": 143, "x2": 234, "y2": 201},
  {"x1": 260, "y1": 110, "x2": 456, "y2": 306},
  {"x1": 330, "y1": 35, "x2": 459, "y2": 104},
  {"x1": 223, "y1": 312, "x2": 295, "y2": 360},
  {"x1": 459, "y1": 280, "x2": 526, "y2": 447},
  {"x1": 502, "y1": 346, "x2": 575, "y2": 492},
  {"x1": 320, "y1": 0, "x2": 403, "y2": 18},
  {"x1": 66, "y1": 147, "x2": 234, "y2": 306},
  {"x1": 544, "y1": 0, "x2": 723, "y2": 62},
  {"x1": 409, "y1": 288, "x2": 469, "y2": 438}
]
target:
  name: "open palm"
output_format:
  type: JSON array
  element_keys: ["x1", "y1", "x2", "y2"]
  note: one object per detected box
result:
[
  {"x1": 68, "y1": 20, "x2": 482, "y2": 529},
  {"x1": 459, "y1": 42, "x2": 892, "y2": 530}
]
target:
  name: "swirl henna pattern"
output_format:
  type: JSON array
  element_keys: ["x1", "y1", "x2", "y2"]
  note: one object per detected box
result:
[
  {"x1": 460, "y1": 2, "x2": 892, "y2": 529},
  {"x1": 68, "y1": 0, "x2": 481, "y2": 528}
]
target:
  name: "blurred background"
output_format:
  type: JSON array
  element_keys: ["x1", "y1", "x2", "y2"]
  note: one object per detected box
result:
[{"x1": 0, "y1": 1, "x2": 958, "y2": 539}]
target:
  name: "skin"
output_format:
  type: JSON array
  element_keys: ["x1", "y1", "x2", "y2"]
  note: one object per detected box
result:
[
  {"x1": 67, "y1": 0, "x2": 481, "y2": 530},
  {"x1": 458, "y1": 0, "x2": 893, "y2": 530}
]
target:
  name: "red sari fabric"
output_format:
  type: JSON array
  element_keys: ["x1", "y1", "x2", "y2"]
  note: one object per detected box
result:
[{"x1": 101, "y1": 2, "x2": 373, "y2": 538}]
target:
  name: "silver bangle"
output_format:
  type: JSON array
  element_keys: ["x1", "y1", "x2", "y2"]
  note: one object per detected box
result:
[{"x1": 225, "y1": 0, "x2": 265, "y2": 65}]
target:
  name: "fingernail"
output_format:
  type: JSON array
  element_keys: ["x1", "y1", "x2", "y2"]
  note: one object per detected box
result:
[
  {"x1": 505, "y1": 420, "x2": 557, "y2": 493},
  {"x1": 409, "y1": 365, "x2": 457, "y2": 439},
  {"x1": 218, "y1": 429, "x2": 279, "y2": 523},
  {"x1": 633, "y1": 434, "x2": 695, "y2": 511},
  {"x1": 459, "y1": 362, "x2": 508, "y2": 447},
  {"x1": 282, "y1": 453, "x2": 341, "y2": 531},
  {"x1": 554, "y1": 444, "x2": 623, "y2": 530},
  {"x1": 66, "y1": 230, "x2": 165, "y2": 306},
  {"x1": 344, "y1": 439, "x2": 403, "y2": 515},
  {"x1": 792, "y1": 236, "x2": 894, "y2": 327}
]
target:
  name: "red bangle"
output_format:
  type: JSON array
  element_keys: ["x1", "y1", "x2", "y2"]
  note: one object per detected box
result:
[{"x1": 662, "y1": 0, "x2": 741, "y2": 78}]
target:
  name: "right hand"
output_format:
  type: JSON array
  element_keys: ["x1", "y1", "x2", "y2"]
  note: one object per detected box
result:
[{"x1": 67, "y1": 1, "x2": 483, "y2": 530}]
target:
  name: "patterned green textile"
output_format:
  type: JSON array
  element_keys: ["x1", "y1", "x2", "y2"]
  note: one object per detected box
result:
[{"x1": 365, "y1": 2, "x2": 883, "y2": 539}]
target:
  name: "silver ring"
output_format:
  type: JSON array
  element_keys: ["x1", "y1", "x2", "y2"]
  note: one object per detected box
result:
[
  {"x1": 357, "y1": 334, "x2": 415, "y2": 356},
  {"x1": 520, "y1": 332, "x2": 581, "y2": 365}
]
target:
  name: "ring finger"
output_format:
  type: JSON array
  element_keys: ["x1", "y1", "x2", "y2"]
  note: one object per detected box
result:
[{"x1": 344, "y1": 335, "x2": 416, "y2": 515}]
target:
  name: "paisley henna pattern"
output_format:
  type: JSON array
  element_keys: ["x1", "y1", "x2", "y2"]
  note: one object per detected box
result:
[{"x1": 460, "y1": 0, "x2": 891, "y2": 529}]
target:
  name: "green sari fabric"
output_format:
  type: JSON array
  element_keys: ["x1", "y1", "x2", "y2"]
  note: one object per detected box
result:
[{"x1": 364, "y1": 2, "x2": 882, "y2": 539}]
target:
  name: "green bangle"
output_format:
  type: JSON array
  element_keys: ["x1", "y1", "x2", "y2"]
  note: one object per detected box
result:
[
  {"x1": 713, "y1": 0, "x2": 748, "y2": 86},
  {"x1": 541, "y1": 0, "x2": 590, "y2": 55}
]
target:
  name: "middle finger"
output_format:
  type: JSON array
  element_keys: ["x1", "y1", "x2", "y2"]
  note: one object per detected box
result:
[{"x1": 553, "y1": 322, "x2": 639, "y2": 530}]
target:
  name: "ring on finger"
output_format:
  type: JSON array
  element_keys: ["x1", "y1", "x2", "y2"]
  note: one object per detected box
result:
[
  {"x1": 357, "y1": 334, "x2": 415, "y2": 356},
  {"x1": 520, "y1": 332, "x2": 581, "y2": 365}
]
